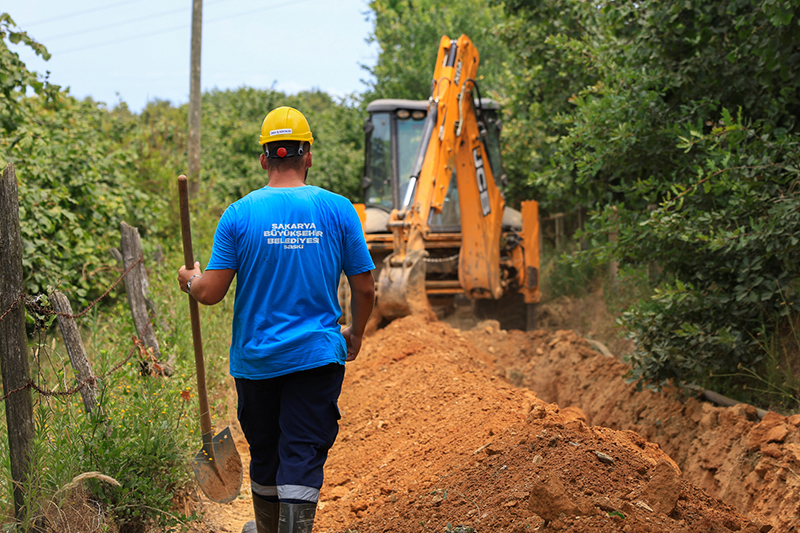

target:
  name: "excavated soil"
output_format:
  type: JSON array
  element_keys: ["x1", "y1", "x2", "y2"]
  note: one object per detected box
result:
[
  {"x1": 194, "y1": 442, "x2": 244, "y2": 504},
  {"x1": 188, "y1": 310, "x2": 800, "y2": 532}
]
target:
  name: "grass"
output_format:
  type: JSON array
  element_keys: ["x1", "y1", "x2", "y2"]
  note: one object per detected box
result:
[
  {"x1": 0, "y1": 234, "x2": 237, "y2": 532},
  {"x1": 704, "y1": 315, "x2": 800, "y2": 415},
  {"x1": 539, "y1": 243, "x2": 598, "y2": 301}
]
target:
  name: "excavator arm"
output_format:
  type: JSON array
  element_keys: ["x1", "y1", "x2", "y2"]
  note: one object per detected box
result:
[{"x1": 376, "y1": 34, "x2": 539, "y2": 323}]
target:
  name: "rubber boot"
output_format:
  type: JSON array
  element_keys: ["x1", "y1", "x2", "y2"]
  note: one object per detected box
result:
[
  {"x1": 242, "y1": 496, "x2": 280, "y2": 533},
  {"x1": 278, "y1": 502, "x2": 317, "y2": 533}
]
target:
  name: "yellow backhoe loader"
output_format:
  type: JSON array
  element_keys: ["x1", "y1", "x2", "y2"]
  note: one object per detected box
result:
[{"x1": 354, "y1": 34, "x2": 541, "y2": 330}]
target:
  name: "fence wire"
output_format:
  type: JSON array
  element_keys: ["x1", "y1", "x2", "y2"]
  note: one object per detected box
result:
[
  {"x1": 0, "y1": 254, "x2": 144, "y2": 323},
  {"x1": 0, "y1": 254, "x2": 149, "y2": 403}
]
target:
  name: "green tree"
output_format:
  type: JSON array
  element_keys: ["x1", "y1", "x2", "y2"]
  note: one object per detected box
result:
[
  {"x1": 364, "y1": 0, "x2": 509, "y2": 101},
  {"x1": 499, "y1": 0, "x2": 800, "y2": 392},
  {"x1": 1, "y1": 16, "x2": 163, "y2": 301},
  {"x1": 0, "y1": 13, "x2": 60, "y2": 134},
  {"x1": 199, "y1": 87, "x2": 365, "y2": 205},
  {"x1": 495, "y1": 0, "x2": 601, "y2": 207}
]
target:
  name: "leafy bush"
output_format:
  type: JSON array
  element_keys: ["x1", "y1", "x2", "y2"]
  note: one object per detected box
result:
[
  {"x1": 495, "y1": 0, "x2": 800, "y2": 390},
  {"x1": 540, "y1": 248, "x2": 597, "y2": 301},
  {"x1": 0, "y1": 14, "x2": 60, "y2": 132},
  {"x1": 1, "y1": 252, "x2": 239, "y2": 531},
  {"x1": 11, "y1": 96, "x2": 164, "y2": 301},
  {"x1": 1, "y1": 17, "x2": 164, "y2": 303},
  {"x1": 86, "y1": 362, "x2": 199, "y2": 531},
  {"x1": 615, "y1": 117, "x2": 800, "y2": 386},
  {"x1": 201, "y1": 87, "x2": 365, "y2": 205}
]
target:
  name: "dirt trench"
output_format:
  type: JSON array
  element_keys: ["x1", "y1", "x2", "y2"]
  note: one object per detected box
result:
[
  {"x1": 467, "y1": 323, "x2": 800, "y2": 531},
  {"x1": 190, "y1": 309, "x2": 798, "y2": 532}
]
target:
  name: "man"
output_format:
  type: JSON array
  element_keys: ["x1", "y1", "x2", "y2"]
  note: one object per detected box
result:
[{"x1": 177, "y1": 106, "x2": 375, "y2": 533}]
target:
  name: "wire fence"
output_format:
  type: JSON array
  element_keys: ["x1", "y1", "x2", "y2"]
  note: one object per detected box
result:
[
  {"x1": 0, "y1": 255, "x2": 143, "y2": 323},
  {"x1": 0, "y1": 338, "x2": 144, "y2": 403},
  {"x1": 0, "y1": 254, "x2": 147, "y2": 404}
]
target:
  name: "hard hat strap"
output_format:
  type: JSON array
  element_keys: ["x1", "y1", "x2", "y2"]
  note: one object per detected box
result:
[{"x1": 264, "y1": 141, "x2": 306, "y2": 159}]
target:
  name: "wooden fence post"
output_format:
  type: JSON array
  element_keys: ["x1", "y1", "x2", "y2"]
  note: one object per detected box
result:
[
  {"x1": 609, "y1": 206, "x2": 619, "y2": 286},
  {"x1": 577, "y1": 207, "x2": 588, "y2": 252},
  {"x1": 554, "y1": 212, "x2": 565, "y2": 250},
  {"x1": 120, "y1": 222, "x2": 171, "y2": 374},
  {"x1": 51, "y1": 292, "x2": 99, "y2": 414},
  {"x1": 0, "y1": 163, "x2": 35, "y2": 521}
]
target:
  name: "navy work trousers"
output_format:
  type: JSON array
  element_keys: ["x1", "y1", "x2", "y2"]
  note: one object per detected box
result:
[{"x1": 235, "y1": 363, "x2": 345, "y2": 503}]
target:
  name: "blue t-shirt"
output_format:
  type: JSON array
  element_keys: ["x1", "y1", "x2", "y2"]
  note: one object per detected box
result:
[{"x1": 206, "y1": 185, "x2": 374, "y2": 379}]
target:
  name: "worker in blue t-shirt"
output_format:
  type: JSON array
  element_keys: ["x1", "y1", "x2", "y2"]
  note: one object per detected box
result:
[{"x1": 177, "y1": 106, "x2": 375, "y2": 533}]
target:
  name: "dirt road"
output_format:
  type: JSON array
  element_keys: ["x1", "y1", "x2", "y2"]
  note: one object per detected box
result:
[{"x1": 190, "y1": 311, "x2": 798, "y2": 532}]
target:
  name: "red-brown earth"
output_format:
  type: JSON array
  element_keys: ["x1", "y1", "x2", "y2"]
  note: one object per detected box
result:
[{"x1": 188, "y1": 303, "x2": 799, "y2": 532}]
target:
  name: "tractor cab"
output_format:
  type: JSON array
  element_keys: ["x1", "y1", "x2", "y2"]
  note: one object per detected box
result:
[{"x1": 362, "y1": 98, "x2": 508, "y2": 234}]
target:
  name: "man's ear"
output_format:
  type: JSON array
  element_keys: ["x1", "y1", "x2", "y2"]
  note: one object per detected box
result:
[
  {"x1": 306, "y1": 151, "x2": 313, "y2": 168},
  {"x1": 260, "y1": 153, "x2": 268, "y2": 170}
]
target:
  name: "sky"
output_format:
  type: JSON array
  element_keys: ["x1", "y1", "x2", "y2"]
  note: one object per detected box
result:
[{"x1": 6, "y1": 0, "x2": 379, "y2": 112}]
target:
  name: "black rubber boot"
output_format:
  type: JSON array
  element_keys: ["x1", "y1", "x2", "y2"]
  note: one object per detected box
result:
[
  {"x1": 242, "y1": 496, "x2": 280, "y2": 533},
  {"x1": 278, "y1": 502, "x2": 317, "y2": 533}
]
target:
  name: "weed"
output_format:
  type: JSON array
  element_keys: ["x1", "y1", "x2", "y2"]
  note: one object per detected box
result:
[
  {"x1": 704, "y1": 309, "x2": 800, "y2": 414},
  {"x1": 540, "y1": 244, "x2": 598, "y2": 301},
  {"x1": 0, "y1": 245, "x2": 236, "y2": 531}
]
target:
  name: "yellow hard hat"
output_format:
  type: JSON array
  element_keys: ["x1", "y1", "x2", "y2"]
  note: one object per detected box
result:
[{"x1": 258, "y1": 106, "x2": 314, "y2": 146}]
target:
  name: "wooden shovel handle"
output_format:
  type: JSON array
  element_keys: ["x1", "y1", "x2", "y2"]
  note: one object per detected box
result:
[{"x1": 178, "y1": 175, "x2": 214, "y2": 446}]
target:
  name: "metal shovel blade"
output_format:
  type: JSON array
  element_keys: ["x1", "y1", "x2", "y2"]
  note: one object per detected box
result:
[{"x1": 191, "y1": 426, "x2": 243, "y2": 503}]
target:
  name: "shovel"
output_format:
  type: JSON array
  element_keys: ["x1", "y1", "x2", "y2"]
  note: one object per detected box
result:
[{"x1": 178, "y1": 175, "x2": 242, "y2": 503}]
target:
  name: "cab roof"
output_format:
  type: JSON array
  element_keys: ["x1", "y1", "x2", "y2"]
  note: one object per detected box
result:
[{"x1": 366, "y1": 98, "x2": 500, "y2": 114}]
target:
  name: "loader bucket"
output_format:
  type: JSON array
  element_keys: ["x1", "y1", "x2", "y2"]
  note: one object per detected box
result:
[{"x1": 377, "y1": 249, "x2": 430, "y2": 320}]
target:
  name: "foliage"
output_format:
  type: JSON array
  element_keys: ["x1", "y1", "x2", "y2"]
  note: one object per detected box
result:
[
  {"x1": 615, "y1": 118, "x2": 800, "y2": 386},
  {"x1": 495, "y1": 0, "x2": 600, "y2": 207},
  {"x1": 133, "y1": 98, "x2": 189, "y2": 240},
  {"x1": 705, "y1": 310, "x2": 800, "y2": 414},
  {"x1": 200, "y1": 87, "x2": 365, "y2": 206},
  {"x1": 740, "y1": 313, "x2": 800, "y2": 412},
  {"x1": 11, "y1": 95, "x2": 165, "y2": 302},
  {"x1": 363, "y1": 0, "x2": 509, "y2": 101},
  {"x1": 540, "y1": 246, "x2": 597, "y2": 301},
  {"x1": 86, "y1": 366, "x2": 198, "y2": 530},
  {"x1": 1, "y1": 19, "x2": 164, "y2": 304},
  {"x1": 502, "y1": 0, "x2": 800, "y2": 389},
  {"x1": 0, "y1": 14, "x2": 60, "y2": 133},
  {"x1": 529, "y1": 0, "x2": 800, "y2": 212}
]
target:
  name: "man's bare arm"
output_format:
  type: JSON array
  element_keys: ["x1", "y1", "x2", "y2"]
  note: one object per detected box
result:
[{"x1": 342, "y1": 271, "x2": 375, "y2": 361}]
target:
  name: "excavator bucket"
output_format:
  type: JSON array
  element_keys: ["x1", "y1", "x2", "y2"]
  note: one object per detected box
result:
[{"x1": 377, "y1": 250, "x2": 429, "y2": 320}]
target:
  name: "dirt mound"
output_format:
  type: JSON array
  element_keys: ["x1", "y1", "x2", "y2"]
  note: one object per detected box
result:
[
  {"x1": 191, "y1": 315, "x2": 794, "y2": 532},
  {"x1": 466, "y1": 325, "x2": 800, "y2": 531},
  {"x1": 315, "y1": 317, "x2": 758, "y2": 532}
]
